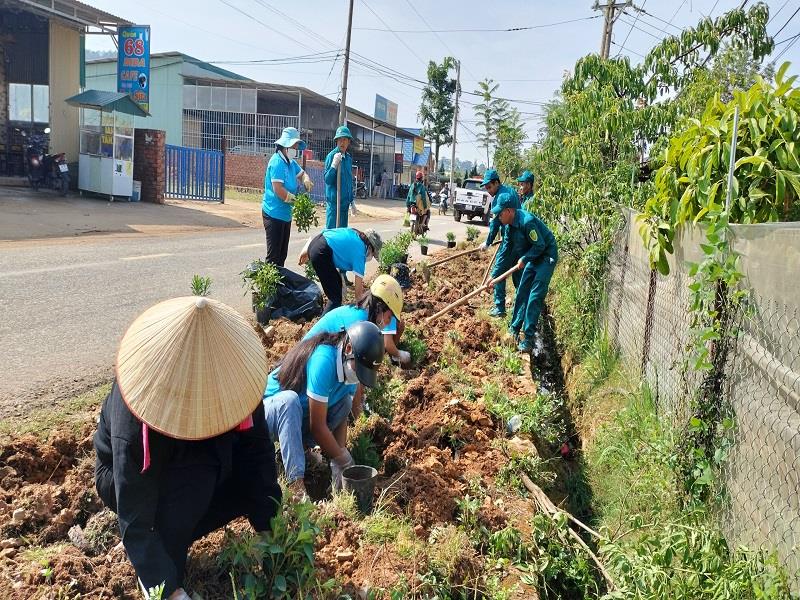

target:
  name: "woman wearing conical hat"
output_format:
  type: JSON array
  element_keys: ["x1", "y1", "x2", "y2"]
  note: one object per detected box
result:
[{"x1": 93, "y1": 297, "x2": 281, "y2": 600}]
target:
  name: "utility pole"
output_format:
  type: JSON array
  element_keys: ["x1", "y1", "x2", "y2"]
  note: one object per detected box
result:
[
  {"x1": 448, "y1": 58, "x2": 461, "y2": 202},
  {"x1": 593, "y1": 1, "x2": 632, "y2": 59},
  {"x1": 339, "y1": 0, "x2": 355, "y2": 124}
]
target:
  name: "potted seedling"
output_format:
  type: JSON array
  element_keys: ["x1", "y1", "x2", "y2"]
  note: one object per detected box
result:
[
  {"x1": 396, "y1": 232, "x2": 412, "y2": 263},
  {"x1": 190, "y1": 274, "x2": 212, "y2": 297},
  {"x1": 241, "y1": 259, "x2": 282, "y2": 325},
  {"x1": 466, "y1": 226, "x2": 479, "y2": 243},
  {"x1": 291, "y1": 193, "x2": 319, "y2": 233},
  {"x1": 417, "y1": 235, "x2": 430, "y2": 256},
  {"x1": 446, "y1": 231, "x2": 456, "y2": 249}
]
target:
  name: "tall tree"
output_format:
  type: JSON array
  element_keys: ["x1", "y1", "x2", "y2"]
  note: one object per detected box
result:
[
  {"x1": 419, "y1": 57, "x2": 457, "y2": 172},
  {"x1": 474, "y1": 78, "x2": 509, "y2": 166},
  {"x1": 494, "y1": 109, "x2": 525, "y2": 180}
]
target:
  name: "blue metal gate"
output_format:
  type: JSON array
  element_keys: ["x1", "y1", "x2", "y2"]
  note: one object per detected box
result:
[{"x1": 164, "y1": 145, "x2": 225, "y2": 201}]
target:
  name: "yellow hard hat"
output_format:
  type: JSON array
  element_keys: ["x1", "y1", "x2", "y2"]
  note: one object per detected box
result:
[{"x1": 370, "y1": 274, "x2": 403, "y2": 318}]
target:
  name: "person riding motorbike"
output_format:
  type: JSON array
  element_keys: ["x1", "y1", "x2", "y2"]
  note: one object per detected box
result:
[{"x1": 405, "y1": 171, "x2": 430, "y2": 234}]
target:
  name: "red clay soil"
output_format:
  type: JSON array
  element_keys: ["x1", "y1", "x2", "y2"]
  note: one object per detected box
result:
[{"x1": 0, "y1": 246, "x2": 540, "y2": 599}]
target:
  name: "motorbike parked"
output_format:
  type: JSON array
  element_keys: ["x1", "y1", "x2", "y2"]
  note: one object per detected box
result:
[
  {"x1": 437, "y1": 190, "x2": 449, "y2": 215},
  {"x1": 22, "y1": 127, "x2": 69, "y2": 196},
  {"x1": 355, "y1": 178, "x2": 368, "y2": 199}
]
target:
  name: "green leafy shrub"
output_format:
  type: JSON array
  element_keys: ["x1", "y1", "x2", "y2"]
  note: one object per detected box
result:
[
  {"x1": 466, "y1": 226, "x2": 479, "y2": 242},
  {"x1": 241, "y1": 260, "x2": 282, "y2": 310},
  {"x1": 378, "y1": 232, "x2": 413, "y2": 273},
  {"x1": 446, "y1": 231, "x2": 456, "y2": 242},
  {"x1": 399, "y1": 326, "x2": 427, "y2": 368},
  {"x1": 291, "y1": 193, "x2": 318, "y2": 233},
  {"x1": 350, "y1": 430, "x2": 380, "y2": 468},
  {"x1": 492, "y1": 344, "x2": 524, "y2": 375},
  {"x1": 190, "y1": 274, "x2": 212, "y2": 297},
  {"x1": 365, "y1": 377, "x2": 405, "y2": 419},
  {"x1": 221, "y1": 501, "x2": 320, "y2": 599},
  {"x1": 417, "y1": 234, "x2": 429, "y2": 247},
  {"x1": 497, "y1": 451, "x2": 556, "y2": 494},
  {"x1": 484, "y1": 383, "x2": 564, "y2": 448},
  {"x1": 303, "y1": 261, "x2": 318, "y2": 283}
]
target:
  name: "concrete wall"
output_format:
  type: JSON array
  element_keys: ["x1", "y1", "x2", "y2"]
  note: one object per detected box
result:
[
  {"x1": 86, "y1": 57, "x2": 185, "y2": 145},
  {"x1": 48, "y1": 21, "x2": 81, "y2": 162}
]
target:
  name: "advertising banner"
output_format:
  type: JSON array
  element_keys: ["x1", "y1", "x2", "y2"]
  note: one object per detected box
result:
[
  {"x1": 374, "y1": 94, "x2": 398, "y2": 126},
  {"x1": 117, "y1": 25, "x2": 151, "y2": 112},
  {"x1": 394, "y1": 152, "x2": 403, "y2": 174}
]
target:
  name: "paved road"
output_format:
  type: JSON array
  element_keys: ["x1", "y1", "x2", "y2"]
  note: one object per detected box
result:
[{"x1": 0, "y1": 210, "x2": 486, "y2": 414}]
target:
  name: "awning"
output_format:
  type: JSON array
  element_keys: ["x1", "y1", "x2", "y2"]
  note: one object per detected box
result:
[{"x1": 65, "y1": 90, "x2": 149, "y2": 116}]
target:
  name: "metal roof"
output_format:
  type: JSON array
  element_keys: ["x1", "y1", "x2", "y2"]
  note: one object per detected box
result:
[
  {"x1": 4, "y1": 0, "x2": 130, "y2": 32},
  {"x1": 88, "y1": 52, "x2": 253, "y2": 82},
  {"x1": 65, "y1": 90, "x2": 150, "y2": 116}
]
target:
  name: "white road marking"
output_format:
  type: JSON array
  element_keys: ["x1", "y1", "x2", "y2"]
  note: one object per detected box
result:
[
  {"x1": 119, "y1": 253, "x2": 173, "y2": 261},
  {"x1": 235, "y1": 243, "x2": 263, "y2": 249}
]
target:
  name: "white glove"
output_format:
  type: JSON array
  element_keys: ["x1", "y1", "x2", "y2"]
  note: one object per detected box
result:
[
  {"x1": 167, "y1": 589, "x2": 192, "y2": 600},
  {"x1": 479, "y1": 242, "x2": 490, "y2": 252},
  {"x1": 332, "y1": 152, "x2": 343, "y2": 169},
  {"x1": 285, "y1": 191, "x2": 296, "y2": 204},
  {"x1": 302, "y1": 173, "x2": 314, "y2": 192},
  {"x1": 350, "y1": 201, "x2": 357, "y2": 216},
  {"x1": 330, "y1": 448, "x2": 354, "y2": 491},
  {"x1": 396, "y1": 350, "x2": 411, "y2": 365}
]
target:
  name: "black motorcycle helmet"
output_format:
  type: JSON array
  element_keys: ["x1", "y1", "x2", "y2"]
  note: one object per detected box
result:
[{"x1": 344, "y1": 321, "x2": 385, "y2": 388}]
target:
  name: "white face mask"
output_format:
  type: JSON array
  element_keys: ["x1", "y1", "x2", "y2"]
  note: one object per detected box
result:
[
  {"x1": 286, "y1": 147, "x2": 298, "y2": 160},
  {"x1": 343, "y1": 358, "x2": 360, "y2": 384}
]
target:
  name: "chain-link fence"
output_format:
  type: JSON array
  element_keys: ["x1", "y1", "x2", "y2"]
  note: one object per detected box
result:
[{"x1": 605, "y1": 209, "x2": 800, "y2": 580}]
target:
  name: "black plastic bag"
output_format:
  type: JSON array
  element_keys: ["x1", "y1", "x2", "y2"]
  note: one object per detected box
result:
[{"x1": 268, "y1": 266, "x2": 323, "y2": 322}]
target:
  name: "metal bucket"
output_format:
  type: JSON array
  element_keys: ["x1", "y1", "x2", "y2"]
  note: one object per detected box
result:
[{"x1": 342, "y1": 465, "x2": 377, "y2": 514}]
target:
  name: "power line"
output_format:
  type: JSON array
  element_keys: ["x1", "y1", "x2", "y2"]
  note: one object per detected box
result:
[
  {"x1": 616, "y1": 0, "x2": 648, "y2": 57},
  {"x1": 217, "y1": 0, "x2": 320, "y2": 54},
  {"x1": 667, "y1": 0, "x2": 688, "y2": 28},
  {"x1": 775, "y1": 31, "x2": 800, "y2": 45},
  {"x1": 773, "y1": 6, "x2": 800, "y2": 38},
  {"x1": 774, "y1": 31, "x2": 800, "y2": 61},
  {"x1": 611, "y1": 39, "x2": 646, "y2": 58},
  {"x1": 251, "y1": 0, "x2": 341, "y2": 53},
  {"x1": 637, "y1": 7, "x2": 683, "y2": 32},
  {"x1": 358, "y1": 0, "x2": 428, "y2": 66},
  {"x1": 353, "y1": 15, "x2": 601, "y2": 33},
  {"x1": 768, "y1": 0, "x2": 790, "y2": 24},
  {"x1": 618, "y1": 15, "x2": 662, "y2": 41}
]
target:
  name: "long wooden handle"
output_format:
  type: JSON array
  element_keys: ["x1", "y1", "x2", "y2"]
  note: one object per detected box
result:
[
  {"x1": 336, "y1": 157, "x2": 342, "y2": 228},
  {"x1": 480, "y1": 243, "x2": 501, "y2": 287},
  {"x1": 411, "y1": 241, "x2": 499, "y2": 274},
  {"x1": 424, "y1": 263, "x2": 521, "y2": 323}
]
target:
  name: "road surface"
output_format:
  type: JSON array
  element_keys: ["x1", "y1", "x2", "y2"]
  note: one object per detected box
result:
[{"x1": 0, "y1": 210, "x2": 486, "y2": 416}]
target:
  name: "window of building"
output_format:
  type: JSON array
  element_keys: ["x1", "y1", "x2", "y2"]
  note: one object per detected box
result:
[{"x1": 9, "y1": 83, "x2": 49, "y2": 123}]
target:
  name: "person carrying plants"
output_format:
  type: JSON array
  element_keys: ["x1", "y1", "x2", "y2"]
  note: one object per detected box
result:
[
  {"x1": 263, "y1": 321, "x2": 385, "y2": 499},
  {"x1": 517, "y1": 170, "x2": 536, "y2": 212},
  {"x1": 479, "y1": 168, "x2": 521, "y2": 317},
  {"x1": 488, "y1": 192, "x2": 558, "y2": 353},
  {"x1": 323, "y1": 125, "x2": 354, "y2": 230},
  {"x1": 299, "y1": 227, "x2": 383, "y2": 314},
  {"x1": 262, "y1": 127, "x2": 314, "y2": 267},
  {"x1": 406, "y1": 170, "x2": 430, "y2": 233},
  {"x1": 94, "y1": 297, "x2": 282, "y2": 600},
  {"x1": 305, "y1": 274, "x2": 410, "y2": 365}
]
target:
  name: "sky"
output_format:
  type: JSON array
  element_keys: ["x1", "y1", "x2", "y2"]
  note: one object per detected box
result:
[{"x1": 85, "y1": 0, "x2": 800, "y2": 164}]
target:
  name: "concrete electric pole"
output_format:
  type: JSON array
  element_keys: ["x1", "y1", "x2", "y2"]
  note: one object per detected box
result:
[
  {"x1": 339, "y1": 0, "x2": 355, "y2": 124},
  {"x1": 448, "y1": 58, "x2": 461, "y2": 201},
  {"x1": 593, "y1": 1, "x2": 632, "y2": 59}
]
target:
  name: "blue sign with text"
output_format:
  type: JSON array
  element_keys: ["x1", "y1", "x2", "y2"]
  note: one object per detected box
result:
[{"x1": 117, "y1": 25, "x2": 150, "y2": 113}]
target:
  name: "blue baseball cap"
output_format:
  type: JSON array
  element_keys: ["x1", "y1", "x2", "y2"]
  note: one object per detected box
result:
[
  {"x1": 517, "y1": 170, "x2": 535, "y2": 184},
  {"x1": 334, "y1": 125, "x2": 353, "y2": 140},
  {"x1": 274, "y1": 127, "x2": 306, "y2": 151},
  {"x1": 491, "y1": 192, "x2": 518, "y2": 216},
  {"x1": 480, "y1": 169, "x2": 500, "y2": 187}
]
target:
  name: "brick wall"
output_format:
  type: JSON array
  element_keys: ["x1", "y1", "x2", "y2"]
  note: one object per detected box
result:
[
  {"x1": 225, "y1": 153, "x2": 325, "y2": 193},
  {"x1": 133, "y1": 129, "x2": 165, "y2": 204}
]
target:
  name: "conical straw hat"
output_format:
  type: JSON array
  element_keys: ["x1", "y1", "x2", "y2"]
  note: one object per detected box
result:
[{"x1": 116, "y1": 296, "x2": 268, "y2": 440}]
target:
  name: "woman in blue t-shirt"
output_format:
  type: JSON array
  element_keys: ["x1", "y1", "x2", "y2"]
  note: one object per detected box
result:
[
  {"x1": 299, "y1": 227, "x2": 382, "y2": 314},
  {"x1": 262, "y1": 127, "x2": 314, "y2": 266},
  {"x1": 263, "y1": 321, "x2": 384, "y2": 499}
]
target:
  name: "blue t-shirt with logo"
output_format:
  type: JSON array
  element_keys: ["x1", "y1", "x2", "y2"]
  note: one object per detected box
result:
[
  {"x1": 321, "y1": 228, "x2": 368, "y2": 277},
  {"x1": 304, "y1": 305, "x2": 397, "y2": 339},
  {"x1": 263, "y1": 343, "x2": 356, "y2": 412},
  {"x1": 262, "y1": 152, "x2": 303, "y2": 222}
]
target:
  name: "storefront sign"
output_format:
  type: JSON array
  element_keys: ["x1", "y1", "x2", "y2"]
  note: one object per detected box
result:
[
  {"x1": 413, "y1": 137, "x2": 424, "y2": 155},
  {"x1": 374, "y1": 94, "x2": 398, "y2": 126},
  {"x1": 394, "y1": 152, "x2": 403, "y2": 174},
  {"x1": 117, "y1": 25, "x2": 150, "y2": 112}
]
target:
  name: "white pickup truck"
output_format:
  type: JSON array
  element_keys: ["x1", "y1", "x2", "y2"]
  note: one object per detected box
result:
[{"x1": 452, "y1": 177, "x2": 492, "y2": 225}]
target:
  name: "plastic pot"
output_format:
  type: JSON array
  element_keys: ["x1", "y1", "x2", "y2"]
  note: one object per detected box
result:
[
  {"x1": 400, "y1": 253, "x2": 409, "y2": 264},
  {"x1": 342, "y1": 465, "x2": 378, "y2": 514},
  {"x1": 420, "y1": 245, "x2": 428, "y2": 256},
  {"x1": 447, "y1": 240, "x2": 456, "y2": 248}
]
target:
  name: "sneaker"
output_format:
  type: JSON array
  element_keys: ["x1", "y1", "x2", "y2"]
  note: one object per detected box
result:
[
  {"x1": 488, "y1": 307, "x2": 506, "y2": 318},
  {"x1": 518, "y1": 339, "x2": 533, "y2": 353}
]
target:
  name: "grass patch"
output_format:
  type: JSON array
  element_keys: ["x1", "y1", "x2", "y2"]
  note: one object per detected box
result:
[
  {"x1": 0, "y1": 382, "x2": 111, "y2": 441},
  {"x1": 365, "y1": 377, "x2": 405, "y2": 420},
  {"x1": 483, "y1": 383, "x2": 564, "y2": 448},
  {"x1": 398, "y1": 326, "x2": 427, "y2": 368},
  {"x1": 492, "y1": 344, "x2": 524, "y2": 375},
  {"x1": 496, "y1": 451, "x2": 557, "y2": 495},
  {"x1": 223, "y1": 187, "x2": 262, "y2": 203}
]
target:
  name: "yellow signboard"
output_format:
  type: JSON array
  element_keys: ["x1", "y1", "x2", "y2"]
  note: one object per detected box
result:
[{"x1": 413, "y1": 137, "x2": 424, "y2": 155}]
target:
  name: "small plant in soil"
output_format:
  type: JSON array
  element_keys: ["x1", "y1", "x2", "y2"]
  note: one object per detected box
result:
[
  {"x1": 398, "y1": 326, "x2": 427, "y2": 368},
  {"x1": 466, "y1": 226, "x2": 480, "y2": 242},
  {"x1": 446, "y1": 231, "x2": 456, "y2": 243},
  {"x1": 190, "y1": 274, "x2": 212, "y2": 297},
  {"x1": 496, "y1": 451, "x2": 557, "y2": 495},
  {"x1": 365, "y1": 377, "x2": 405, "y2": 419},
  {"x1": 291, "y1": 193, "x2": 318, "y2": 232},
  {"x1": 489, "y1": 526, "x2": 531, "y2": 563},
  {"x1": 379, "y1": 232, "x2": 413, "y2": 273},
  {"x1": 350, "y1": 429, "x2": 380, "y2": 468},
  {"x1": 241, "y1": 259, "x2": 282, "y2": 310},
  {"x1": 221, "y1": 500, "x2": 321, "y2": 599},
  {"x1": 484, "y1": 383, "x2": 565, "y2": 448},
  {"x1": 492, "y1": 344, "x2": 524, "y2": 375},
  {"x1": 303, "y1": 261, "x2": 318, "y2": 283}
]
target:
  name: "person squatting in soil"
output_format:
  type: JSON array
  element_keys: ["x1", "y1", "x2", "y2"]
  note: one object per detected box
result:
[
  {"x1": 262, "y1": 127, "x2": 314, "y2": 266},
  {"x1": 479, "y1": 169, "x2": 522, "y2": 317},
  {"x1": 489, "y1": 192, "x2": 558, "y2": 353},
  {"x1": 304, "y1": 274, "x2": 411, "y2": 365},
  {"x1": 406, "y1": 170, "x2": 431, "y2": 232},
  {"x1": 94, "y1": 297, "x2": 282, "y2": 600},
  {"x1": 298, "y1": 227, "x2": 383, "y2": 314},
  {"x1": 323, "y1": 125, "x2": 354, "y2": 230},
  {"x1": 262, "y1": 321, "x2": 385, "y2": 500}
]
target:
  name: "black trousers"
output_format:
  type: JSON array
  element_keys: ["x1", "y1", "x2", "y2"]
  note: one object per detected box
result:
[
  {"x1": 263, "y1": 212, "x2": 291, "y2": 267},
  {"x1": 308, "y1": 234, "x2": 343, "y2": 314}
]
